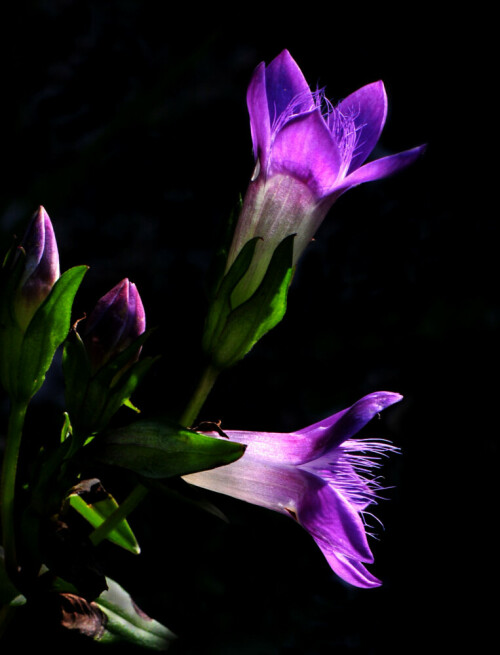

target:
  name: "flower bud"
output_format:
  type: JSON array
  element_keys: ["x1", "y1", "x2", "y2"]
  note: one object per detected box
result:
[
  {"x1": 83, "y1": 279, "x2": 146, "y2": 372},
  {"x1": 14, "y1": 206, "x2": 60, "y2": 331}
]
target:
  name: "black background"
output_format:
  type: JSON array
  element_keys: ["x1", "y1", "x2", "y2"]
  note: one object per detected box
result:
[{"x1": 0, "y1": 3, "x2": 493, "y2": 653}]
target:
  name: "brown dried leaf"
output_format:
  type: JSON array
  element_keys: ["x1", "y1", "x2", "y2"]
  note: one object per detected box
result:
[{"x1": 58, "y1": 592, "x2": 107, "y2": 639}]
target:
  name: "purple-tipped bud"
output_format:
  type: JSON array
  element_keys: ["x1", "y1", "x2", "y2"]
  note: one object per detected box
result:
[
  {"x1": 14, "y1": 206, "x2": 60, "y2": 331},
  {"x1": 83, "y1": 278, "x2": 146, "y2": 372}
]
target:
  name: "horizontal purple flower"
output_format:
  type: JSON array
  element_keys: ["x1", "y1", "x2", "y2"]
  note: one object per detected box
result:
[
  {"x1": 227, "y1": 50, "x2": 425, "y2": 305},
  {"x1": 184, "y1": 391, "x2": 402, "y2": 588},
  {"x1": 83, "y1": 278, "x2": 146, "y2": 372}
]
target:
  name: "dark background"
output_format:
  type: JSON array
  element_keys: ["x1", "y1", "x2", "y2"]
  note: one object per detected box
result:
[{"x1": 0, "y1": 2, "x2": 493, "y2": 653}]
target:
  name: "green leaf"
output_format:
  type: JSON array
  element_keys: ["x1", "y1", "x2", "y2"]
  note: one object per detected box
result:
[
  {"x1": 95, "y1": 577, "x2": 175, "y2": 650},
  {"x1": 16, "y1": 265, "x2": 88, "y2": 400},
  {"x1": 68, "y1": 492, "x2": 140, "y2": 555},
  {"x1": 60, "y1": 411, "x2": 73, "y2": 444},
  {"x1": 94, "y1": 420, "x2": 246, "y2": 479}
]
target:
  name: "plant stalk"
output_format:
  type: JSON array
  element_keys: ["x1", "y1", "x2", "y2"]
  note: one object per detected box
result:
[
  {"x1": 179, "y1": 364, "x2": 220, "y2": 428},
  {"x1": 0, "y1": 400, "x2": 28, "y2": 581}
]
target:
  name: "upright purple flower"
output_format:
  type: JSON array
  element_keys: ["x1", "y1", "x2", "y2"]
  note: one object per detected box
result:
[
  {"x1": 14, "y1": 205, "x2": 60, "y2": 331},
  {"x1": 83, "y1": 278, "x2": 146, "y2": 372},
  {"x1": 184, "y1": 392, "x2": 402, "y2": 588},
  {"x1": 228, "y1": 50, "x2": 425, "y2": 305}
]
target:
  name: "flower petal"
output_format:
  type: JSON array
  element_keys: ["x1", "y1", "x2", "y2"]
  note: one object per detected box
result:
[
  {"x1": 219, "y1": 429, "x2": 323, "y2": 465},
  {"x1": 298, "y1": 479, "x2": 374, "y2": 562},
  {"x1": 332, "y1": 145, "x2": 427, "y2": 198},
  {"x1": 186, "y1": 456, "x2": 374, "y2": 565},
  {"x1": 270, "y1": 109, "x2": 342, "y2": 197},
  {"x1": 264, "y1": 50, "x2": 312, "y2": 128},
  {"x1": 217, "y1": 392, "x2": 402, "y2": 466},
  {"x1": 296, "y1": 391, "x2": 403, "y2": 452},
  {"x1": 184, "y1": 456, "x2": 308, "y2": 514},
  {"x1": 247, "y1": 50, "x2": 313, "y2": 171},
  {"x1": 247, "y1": 61, "x2": 271, "y2": 164},
  {"x1": 337, "y1": 81, "x2": 388, "y2": 175},
  {"x1": 318, "y1": 548, "x2": 382, "y2": 588}
]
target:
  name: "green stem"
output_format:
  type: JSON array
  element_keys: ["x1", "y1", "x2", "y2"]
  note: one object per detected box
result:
[
  {"x1": 89, "y1": 483, "x2": 149, "y2": 547},
  {"x1": 179, "y1": 364, "x2": 220, "y2": 427},
  {"x1": 0, "y1": 400, "x2": 28, "y2": 581},
  {"x1": 88, "y1": 366, "x2": 220, "y2": 546}
]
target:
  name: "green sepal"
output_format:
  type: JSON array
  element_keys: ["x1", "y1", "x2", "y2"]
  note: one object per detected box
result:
[
  {"x1": 63, "y1": 328, "x2": 156, "y2": 440},
  {"x1": 62, "y1": 329, "x2": 91, "y2": 425},
  {"x1": 202, "y1": 236, "x2": 261, "y2": 354},
  {"x1": 93, "y1": 419, "x2": 246, "y2": 479},
  {"x1": 90, "y1": 327, "x2": 154, "y2": 389},
  {"x1": 205, "y1": 233, "x2": 295, "y2": 369},
  {"x1": 15, "y1": 265, "x2": 88, "y2": 401},
  {"x1": 96, "y1": 355, "x2": 158, "y2": 431},
  {"x1": 68, "y1": 492, "x2": 140, "y2": 555}
]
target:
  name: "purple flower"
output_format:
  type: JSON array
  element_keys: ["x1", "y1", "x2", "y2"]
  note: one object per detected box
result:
[
  {"x1": 14, "y1": 206, "x2": 60, "y2": 330},
  {"x1": 83, "y1": 278, "x2": 146, "y2": 372},
  {"x1": 228, "y1": 50, "x2": 425, "y2": 305},
  {"x1": 184, "y1": 391, "x2": 402, "y2": 588}
]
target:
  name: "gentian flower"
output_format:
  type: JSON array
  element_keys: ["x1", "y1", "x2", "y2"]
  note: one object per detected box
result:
[
  {"x1": 83, "y1": 278, "x2": 146, "y2": 373},
  {"x1": 184, "y1": 391, "x2": 401, "y2": 588},
  {"x1": 227, "y1": 50, "x2": 425, "y2": 305},
  {"x1": 14, "y1": 205, "x2": 60, "y2": 331}
]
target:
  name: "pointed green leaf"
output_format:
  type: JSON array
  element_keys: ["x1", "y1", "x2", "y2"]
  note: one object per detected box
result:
[
  {"x1": 16, "y1": 265, "x2": 88, "y2": 400},
  {"x1": 123, "y1": 397, "x2": 141, "y2": 412},
  {"x1": 60, "y1": 411, "x2": 73, "y2": 443},
  {"x1": 94, "y1": 420, "x2": 246, "y2": 479},
  {"x1": 68, "y1": 491, "x2": 140, "y2": 555}
]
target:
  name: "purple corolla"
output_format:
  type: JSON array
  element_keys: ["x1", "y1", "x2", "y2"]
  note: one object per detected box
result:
[
  {"x1": 184, "y1": 391, "x2": 401, "y2": 588},
  {"x1": 227, "y1": 50, "x2": 425, "y2": 305},
  {"x1": 83, "y1": 278, "x2": 146, "y2": 372}
]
